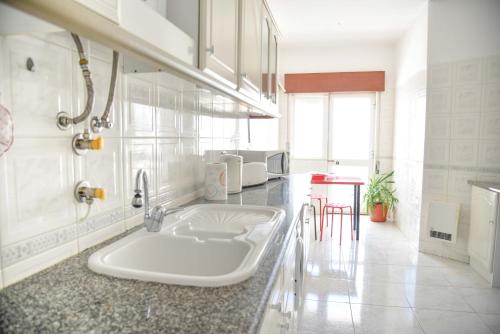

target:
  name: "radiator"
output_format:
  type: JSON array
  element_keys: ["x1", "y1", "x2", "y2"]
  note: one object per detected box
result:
[{"x1": 427, "y1": 201, "x2": 460, "y2": 243}]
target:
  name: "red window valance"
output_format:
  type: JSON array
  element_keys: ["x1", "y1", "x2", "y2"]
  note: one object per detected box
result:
[{"x1": 284, "y1": 71, "x2": 385, "y2": 93}]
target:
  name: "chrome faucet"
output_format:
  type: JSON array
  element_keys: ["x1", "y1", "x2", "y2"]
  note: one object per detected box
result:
[{"x1": 132, "y1": 169, "x2": 183, "y2": 232}]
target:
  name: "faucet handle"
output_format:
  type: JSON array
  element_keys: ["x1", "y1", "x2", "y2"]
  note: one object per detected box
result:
[
  {"x1": 74, "y1": 181, "x2": 106, "y2": 205},
  {"x1": 145, "y1": 206, "x2": 168, "y2": 232}
]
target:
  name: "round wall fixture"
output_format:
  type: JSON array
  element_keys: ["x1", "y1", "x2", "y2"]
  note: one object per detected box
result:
[{"x1": 0, "y1": 104, "x2": 13, "y2": 157}]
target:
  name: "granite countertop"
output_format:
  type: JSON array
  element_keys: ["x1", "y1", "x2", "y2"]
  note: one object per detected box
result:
[
  {"x1": 0, "y1": 174, "x2": 311, "y2": 334},
  {"x1": 468, "y1": 180, "x2": 500, "y2": 194}
]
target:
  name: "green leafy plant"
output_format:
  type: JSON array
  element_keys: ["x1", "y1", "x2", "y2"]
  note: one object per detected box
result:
[{"x1": 363, "y1": 171, "x2": 399, "y2": 211}]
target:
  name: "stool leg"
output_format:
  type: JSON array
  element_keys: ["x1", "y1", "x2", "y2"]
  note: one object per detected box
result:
[
  {"x1": 349, "y1": 206, "x2": 353, "y2": 241},
  {"x1": 320, "y1": 205, "x2": 327, "y2": 241},
  {"x1": 330, "y1": 208, "x2": 334, "y2": 238},
  {"x1": 312, "y1": 205, "x2": 317, "y2": 241},
  {"x1": 319, "y1": 199, "x2": 323, "y2": 229},
  {"x1": 326, "y1": 197, "x2": 329, "y2": 227},
  {"x1": 340, "y1": 208, "x2": 343, "y2": 245}
]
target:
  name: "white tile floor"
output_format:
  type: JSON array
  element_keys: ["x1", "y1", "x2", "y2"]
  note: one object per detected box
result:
[{"x1": 298, "y1": 215, "x2": 500, "y2": 334}]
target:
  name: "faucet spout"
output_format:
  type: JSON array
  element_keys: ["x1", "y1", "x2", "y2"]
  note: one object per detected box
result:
[
  {"x1": 131, "y1": 169, "x2": 183, "y2": 232},
  {"x1": 132, "y1": 169, "x2": 150, "y2": 218}
]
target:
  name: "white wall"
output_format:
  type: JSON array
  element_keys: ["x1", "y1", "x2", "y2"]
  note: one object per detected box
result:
[
  {"x1": 281, "y1": 43, "x2": 396, "y2": 175},
  {"x1": 420, "y1": 0, "x2": 500, "y2": 261},
  {"x1": 281, "y1": 43, "x2": 396, "y2": 91},
  {"x1": 393, "y1": 5, "x2": 428, "y2": 246}
]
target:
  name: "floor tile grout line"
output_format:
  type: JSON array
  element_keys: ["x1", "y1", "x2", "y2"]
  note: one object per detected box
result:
[
  {"x1": 412, "y1": 307, "x2": 496, "y2": 334},
  {"x1": 410, "y1": 307, "x2": 429, "y2": 334}
]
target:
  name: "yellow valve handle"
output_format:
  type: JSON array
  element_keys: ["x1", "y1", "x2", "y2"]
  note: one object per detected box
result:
[
  {"x1": 89, "y1": 136, "x2": 103, "y2": 150},
  {"x1": 94, "y1": 188, "x2": 106, "y2": 201}
]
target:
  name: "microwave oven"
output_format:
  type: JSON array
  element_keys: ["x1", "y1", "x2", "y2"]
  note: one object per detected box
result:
[
  {"x1": 205, "y1": 150, "x2": 290, "y2": 180},
  {"x1": 236, "y1": 150, "x2": 289, "y2": 179}
]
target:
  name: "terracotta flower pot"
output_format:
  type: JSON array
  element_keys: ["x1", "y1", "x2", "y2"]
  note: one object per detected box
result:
[{"x1": 369, "y1": 203, "x2": 388, "y2": 223}]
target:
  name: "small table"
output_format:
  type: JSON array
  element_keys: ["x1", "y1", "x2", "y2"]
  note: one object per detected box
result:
[{"x1": 311, "y1": 175, "x2": 365, "y2": 240}]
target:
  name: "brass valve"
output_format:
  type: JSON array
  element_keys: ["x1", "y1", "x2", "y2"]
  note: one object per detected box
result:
[
  {"x1": 75, "y1": 181, "x2": 106, "y2": 205},
  {"x1": 72, "y1": 132, "x2": 104, "y2": 155}
]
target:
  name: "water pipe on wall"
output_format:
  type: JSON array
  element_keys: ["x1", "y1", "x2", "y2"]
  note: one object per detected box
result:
[
  {"x1": 56, "y1": 33, "x2": 95, "y2": 130},
  {"x1": 91, "y1": 50, "x2": 119, "y2": 133}
]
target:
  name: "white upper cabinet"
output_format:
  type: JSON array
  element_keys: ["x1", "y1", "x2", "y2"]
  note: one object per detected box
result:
[
  {"x1": 199, "y1": 0, "x2": 240, "y2": 88},
  {"x1": 238, "y1": 0, "x2": 262, "y2": 100},
  {"x1": 76, "y1": 0, "x2": 119, "y2": 23},
  {"x1": 7, "y1": 0, "x2": 279, "y2": 116},
  {"x1": 120, "y1": 0, "x2": 195, "y2": 66}
]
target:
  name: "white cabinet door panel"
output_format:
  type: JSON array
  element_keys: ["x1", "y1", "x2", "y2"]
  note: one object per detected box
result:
[
  {"x1": 469, "y1": 186, "x2": 498, "y2": 271},
  {"x1": 239, "y1": 0, "x2": 262, "y2": 99},
  {"x1": 200, "y1": 0, "x2": 239, "y2": 88}
]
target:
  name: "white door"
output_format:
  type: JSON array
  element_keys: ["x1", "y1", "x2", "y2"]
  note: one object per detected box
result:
[{"x1": 327, "y1": 93, "x2": 375, "y2": 212}]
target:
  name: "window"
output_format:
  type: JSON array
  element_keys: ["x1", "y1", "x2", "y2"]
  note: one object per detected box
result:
[
  {"x1": 330, "y1": 95, "x2": 373, "y2": 160},
  {"x1": 291, "y1": 95, "x2": 327, "y2": 159}
]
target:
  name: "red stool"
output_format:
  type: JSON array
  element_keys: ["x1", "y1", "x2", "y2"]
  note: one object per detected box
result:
[
  {"x1": 309, "y1": 194, "x2": 328, "y2": 240},
  {"x1": 321, "y1": 203, "x2": 353, "y2": 244}
]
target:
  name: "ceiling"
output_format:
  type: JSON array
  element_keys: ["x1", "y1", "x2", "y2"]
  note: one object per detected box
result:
[{"x1": 267, "y1": 0, "x2": 427, "y2": 47}]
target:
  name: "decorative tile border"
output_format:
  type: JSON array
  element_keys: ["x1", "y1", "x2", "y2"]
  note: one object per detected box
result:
[
  {"x1": 1, "y1": 224, "x2": 78, "y2": 267},
  {"x1": 1, "y1": 207, "x2": 124, "y2": 268},
  {"x1": 77, "y1": 207, "x2": 125, "y2": 237}
]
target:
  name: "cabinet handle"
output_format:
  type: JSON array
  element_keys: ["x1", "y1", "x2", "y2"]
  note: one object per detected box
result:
[
  {"x1": 282, "y1": 311, "x2": 292, "y2": 319},
  {"x1": 206, "y1": 45, "x2": 215, "y2": 55},
  {"x1": 241, "y1": 72, "x2": 247, "y2": 78},
  {"x1": 279, "y1": 323, "x2": 290, "y2": 330},
  {"x1": 490, "y1": 220, "x2": 495, "y2": 224},
  {"x1": 270, "y1": 302, "x2": 282, "y2": 311}
]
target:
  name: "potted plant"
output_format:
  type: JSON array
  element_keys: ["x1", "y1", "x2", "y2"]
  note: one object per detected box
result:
[{"x1": 363, "y1": 171, "x2": 398, "y2": 223}]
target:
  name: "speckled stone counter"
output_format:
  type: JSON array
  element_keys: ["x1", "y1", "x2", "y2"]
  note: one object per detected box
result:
[
  {"x1": 0, "y1": 174, "x2": 311, "y2": 334},
  {"x1": 468, "y1": 180, "x2": 500, "y2": 194}
]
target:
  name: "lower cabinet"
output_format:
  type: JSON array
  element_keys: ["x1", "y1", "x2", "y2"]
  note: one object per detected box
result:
[
  {"x1": 259, "y1": 203, "x2": 308, "y2": 333},
  {"x1": 469, "y1": 186, "x2": 499, "y2": 286}
]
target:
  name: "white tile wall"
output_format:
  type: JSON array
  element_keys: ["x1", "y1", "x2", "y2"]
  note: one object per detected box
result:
[
  {"x1": 420, "y1": 53, "x2": 500, "y2": 262},
  {"x1": 0, "y1": 32, "x2": 261, "y2": 287}
]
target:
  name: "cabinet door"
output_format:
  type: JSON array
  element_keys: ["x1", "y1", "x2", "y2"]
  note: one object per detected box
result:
[
  {"x1": 259, "y1": 266, "x2": 285, "y2": 334},
  {"x1": 469, "y1": 187, "x2": 498, "y2": 271},
  {"x1": 261, "y1": 6, "x2": 271, "y2": 103},
  {"x1": 239, "y1": 0, "x2": 262, "y2": 100},
  {"x1": 200, "y1": 0, "x2": 239, "y2": 88}
]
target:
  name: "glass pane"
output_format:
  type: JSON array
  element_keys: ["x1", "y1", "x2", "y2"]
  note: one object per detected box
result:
[
  {"x1": 330, "y1": 96, "x2": 372, "y2": 160},
  {"x1": 261, "y1": 19, "x2": 270, "y2": 98},
  {"x1": 270, "y1": 35, "x2": 277, "y2": 103},
  {"x1": 292, "y1": 97, "x2": 325, "y2": 159}
]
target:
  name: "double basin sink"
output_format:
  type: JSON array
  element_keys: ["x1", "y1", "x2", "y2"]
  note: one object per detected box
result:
[{"x1": 88, "y1": 204, "x2": 285, "y2": 287}]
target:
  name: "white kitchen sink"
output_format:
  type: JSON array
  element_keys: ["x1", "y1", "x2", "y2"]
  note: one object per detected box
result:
[{"x1": 88, "y1": 204, "x2": 285, "y2": 286}]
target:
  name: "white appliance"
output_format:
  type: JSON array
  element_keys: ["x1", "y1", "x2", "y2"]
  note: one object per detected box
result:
[
  {"x1": 205, "y1": 150, "x2": 289, "y2": 180},
  {"x1": 238, "y1": 150, "x2": 289, "y2": 179},
  {"x1": 220, "y1": 153, "x2": 243, "y2": 194},
  {"x1": 242, "y1": 162, "x2": 268, "y2": 187}
]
